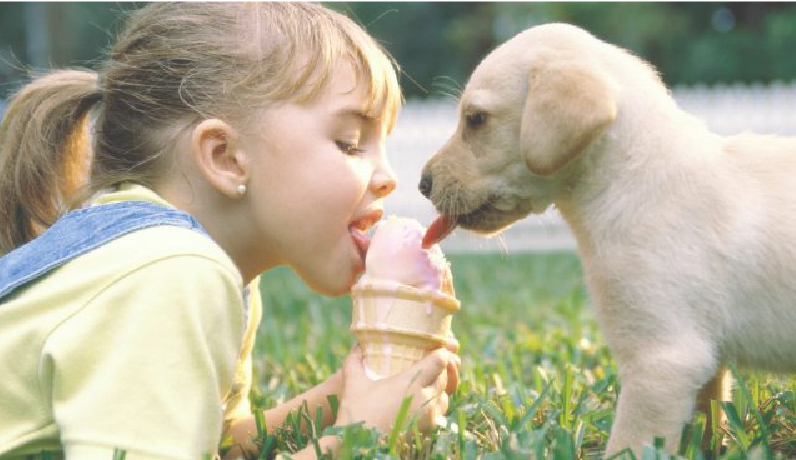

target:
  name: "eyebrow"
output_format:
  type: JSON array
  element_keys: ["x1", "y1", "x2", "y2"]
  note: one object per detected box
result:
[{"x1": 334, "y1": 107, "x2": 376, "y2": 122}]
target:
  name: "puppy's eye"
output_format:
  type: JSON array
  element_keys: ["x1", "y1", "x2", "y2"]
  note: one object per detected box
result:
[
  {"x1": 336, "y1": 140, "x2": 363, "y2": 156},
  {"x1": 465, "y1": 111, "x2": 488, "y2": 130}
]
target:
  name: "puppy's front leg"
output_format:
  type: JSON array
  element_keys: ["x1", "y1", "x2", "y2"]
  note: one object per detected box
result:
[
  {"x1": 607, "y1": 378, "x2": 697, "y2": 455},
  {"x1": 605, "y1": 341, "x2": 718, "y2": 456}
]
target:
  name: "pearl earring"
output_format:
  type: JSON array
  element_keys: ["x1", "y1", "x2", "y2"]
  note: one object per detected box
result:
[{"x1": 237, "y1": 184, "x2": 247, "y2": 196}]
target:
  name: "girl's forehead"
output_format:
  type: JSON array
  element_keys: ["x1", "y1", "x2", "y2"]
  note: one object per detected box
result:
[
  {"x1": 309, "y1": 61, "x2": 392, "y2": 122},
  {"x1": 325, "y1": 63, "x2": 368, "y2": 101},
  {"x1": 278, "y1": 46, "x2": 400, "y2": 130}
]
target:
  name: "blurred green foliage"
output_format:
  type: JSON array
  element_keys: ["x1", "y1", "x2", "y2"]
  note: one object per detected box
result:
[{"x1": 1, "y1": 2, "x2": 795, "y2": 99}]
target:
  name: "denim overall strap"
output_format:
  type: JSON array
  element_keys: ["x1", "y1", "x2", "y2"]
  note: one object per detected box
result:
[{"x1": 0, "y1": 201, "x2": 209, "y2": 301}]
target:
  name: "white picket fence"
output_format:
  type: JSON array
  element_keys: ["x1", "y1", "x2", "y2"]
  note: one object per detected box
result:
[{"x1": 383, "y1": 81, "x2": 796, "y2": 253}]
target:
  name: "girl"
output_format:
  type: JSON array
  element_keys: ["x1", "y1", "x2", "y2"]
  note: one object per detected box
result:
[{"x1": 0, "y1": 3, "x2": 458, "y2": 459}]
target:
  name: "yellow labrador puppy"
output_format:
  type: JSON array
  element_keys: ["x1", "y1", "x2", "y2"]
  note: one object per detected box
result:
[{"x1": 420, "y1": 23, "x2": 796, "y2": 455}]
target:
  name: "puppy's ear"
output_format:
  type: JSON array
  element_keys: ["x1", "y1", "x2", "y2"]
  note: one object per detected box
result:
[{"x1": 521, "y1": 59, "x2": 617, "y2": 176}]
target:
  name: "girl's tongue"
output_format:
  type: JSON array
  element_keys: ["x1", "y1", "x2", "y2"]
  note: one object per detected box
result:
[{"x1": 350, "y1": 226, "x2": 371, "y2": 261}]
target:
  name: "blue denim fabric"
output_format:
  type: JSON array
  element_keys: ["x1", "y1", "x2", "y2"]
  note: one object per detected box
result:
[{"x1": 0, "y1": 201, "x2": 209, "y2": 302}]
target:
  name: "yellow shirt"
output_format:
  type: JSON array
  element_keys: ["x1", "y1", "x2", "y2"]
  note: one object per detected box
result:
[{"x1": 0, "y1": 185, "x2": 261, "y2": 459}]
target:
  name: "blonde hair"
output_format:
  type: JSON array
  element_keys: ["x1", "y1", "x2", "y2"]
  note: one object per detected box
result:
[{"x1": 0, "y1": 2, "x2": 402, "y2": 254}]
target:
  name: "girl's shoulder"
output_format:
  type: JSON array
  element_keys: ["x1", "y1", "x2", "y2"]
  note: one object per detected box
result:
[
  {"x1": 75, "y1": 184, "x2": 242, "y2": 285},
  {"x1": 0, "y1": 220, "x2": 246, "y2": 381},
  {"x1": 80, "y1": 224, "x2": 241, "y2": 286},
  {"x1": 2, "y1": 224, "x2": 242, "y2": 314}
]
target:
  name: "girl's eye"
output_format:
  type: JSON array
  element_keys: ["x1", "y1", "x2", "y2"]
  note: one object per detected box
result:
[{"x1": 336, "y1": 140, "x2": 363, "y2": 156}]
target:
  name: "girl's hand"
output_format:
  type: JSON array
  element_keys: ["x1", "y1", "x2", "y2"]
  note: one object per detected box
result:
[{"x1": 335, "y1": 344, "x2": 460, "y2": 433}]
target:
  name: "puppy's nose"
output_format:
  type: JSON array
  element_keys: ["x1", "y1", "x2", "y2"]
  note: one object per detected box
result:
[{"x1": 418, "y1": 172, "x2": 433, "y2": 198}]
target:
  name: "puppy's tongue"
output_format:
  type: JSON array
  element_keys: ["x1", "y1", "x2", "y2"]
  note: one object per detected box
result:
[
  {"x1": 350, "y1": 227, "x2": 371, "y2": 261},
  {"x1": 422, "y1": 215, "x2": 457, "y2": 249}
]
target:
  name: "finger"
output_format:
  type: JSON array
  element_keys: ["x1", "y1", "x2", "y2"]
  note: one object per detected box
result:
[
  {"x1": 438, "y1": 390, "x2": 449, "y2": 415},
  {"x1": 442, "y1": 338, "x2": 460, "y2": 354},
  {"x1": 342, "y1": 344, "x2": 364, "y2": 380},
  {"x1": 347, "y1": 343, "x2": 363, "y2": 363},
  {"x1": 436, "y1": 391, "x2": 450, "y2": 427},
  {"x1": 436, "y1": 367, "x2": 448, "y2": 395},
  {"x1": 419, "y1": 388, "x2": 449, "y2": 431},
  {"x1": 414, "y1": 387, "x2": 439, "y2": 432},
  {"x1": 406, "y1": 348, "x2": 455, "y2": 389},
  {"x1": 445, "y1": 357, "x2": 459, "y2": 395}
]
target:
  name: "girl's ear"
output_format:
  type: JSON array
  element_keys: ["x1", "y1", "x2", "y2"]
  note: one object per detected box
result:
[{"x1": 191, "y1": 119, "x2": 249, "y2": 198}]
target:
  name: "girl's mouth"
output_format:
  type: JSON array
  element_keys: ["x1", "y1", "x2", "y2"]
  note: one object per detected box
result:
[
  {"x1": 350, "y1": 226, "x2": 370, "y2": 261},
  {"x1": 349, "y1": 209, "x2": 383, "y2": 262}
]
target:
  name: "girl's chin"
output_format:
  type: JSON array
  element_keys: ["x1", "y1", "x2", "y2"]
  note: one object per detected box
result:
[
  {"x1": 304, "y1": 263, "x2": 361, "y2": 298},
  {"x1": 296, "y1": 242, "x2": 364, "y2": 297},
  {"x1": 313, "y1": 278, "x2": 355, "y2": 298}
]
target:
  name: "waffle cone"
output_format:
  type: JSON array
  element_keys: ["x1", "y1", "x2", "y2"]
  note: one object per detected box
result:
[
  {"x1": 351, "y1": 279, "x2": 459, "y2": 378},
  {"x1": 353, "y1": 329, "x2": 442, "y2": 378}
]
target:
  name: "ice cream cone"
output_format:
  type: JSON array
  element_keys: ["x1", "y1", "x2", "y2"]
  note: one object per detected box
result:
[
  {"x1": 353, "y1": 329, "x2": 444, "y2": 379},
  {"x1": 351, "y1": 278, "x2": 459, "y2": 379}
]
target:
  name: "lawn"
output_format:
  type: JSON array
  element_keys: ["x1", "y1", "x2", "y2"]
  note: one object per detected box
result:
[{"x1": 249, "y1": 253, "x2": 796, "y2": 459}]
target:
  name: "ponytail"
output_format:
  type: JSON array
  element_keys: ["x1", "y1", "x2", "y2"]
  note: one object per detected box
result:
[{"x1": 0, "y1": 69, "x2": 101, "y2": 255}]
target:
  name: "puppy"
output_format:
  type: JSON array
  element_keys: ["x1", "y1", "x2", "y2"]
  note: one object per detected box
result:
[{"x1": 420, "y1": 22, "x2": 796, "y2": 455}]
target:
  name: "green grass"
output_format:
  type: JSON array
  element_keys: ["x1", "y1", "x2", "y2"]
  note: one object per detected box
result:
[{"x1": 246, "y1": 253, "x2": 796, "y2": 459}]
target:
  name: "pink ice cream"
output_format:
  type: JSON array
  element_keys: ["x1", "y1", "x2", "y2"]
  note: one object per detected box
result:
[
  {"x1": 360, "y1": 216, "x2": 450, "y2": 292},
  {"x1": 351, "y1": 216, "x2": 458, "y2": 382}
]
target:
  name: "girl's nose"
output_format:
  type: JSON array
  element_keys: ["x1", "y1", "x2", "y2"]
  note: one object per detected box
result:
[{"x1": 370, "y1": 166, "x2": 397, "y2": 198}]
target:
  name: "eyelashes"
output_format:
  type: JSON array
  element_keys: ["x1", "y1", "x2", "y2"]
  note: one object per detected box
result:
[{"x1": 336, "y1": 140, "x2": 363, "y2": 156}]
